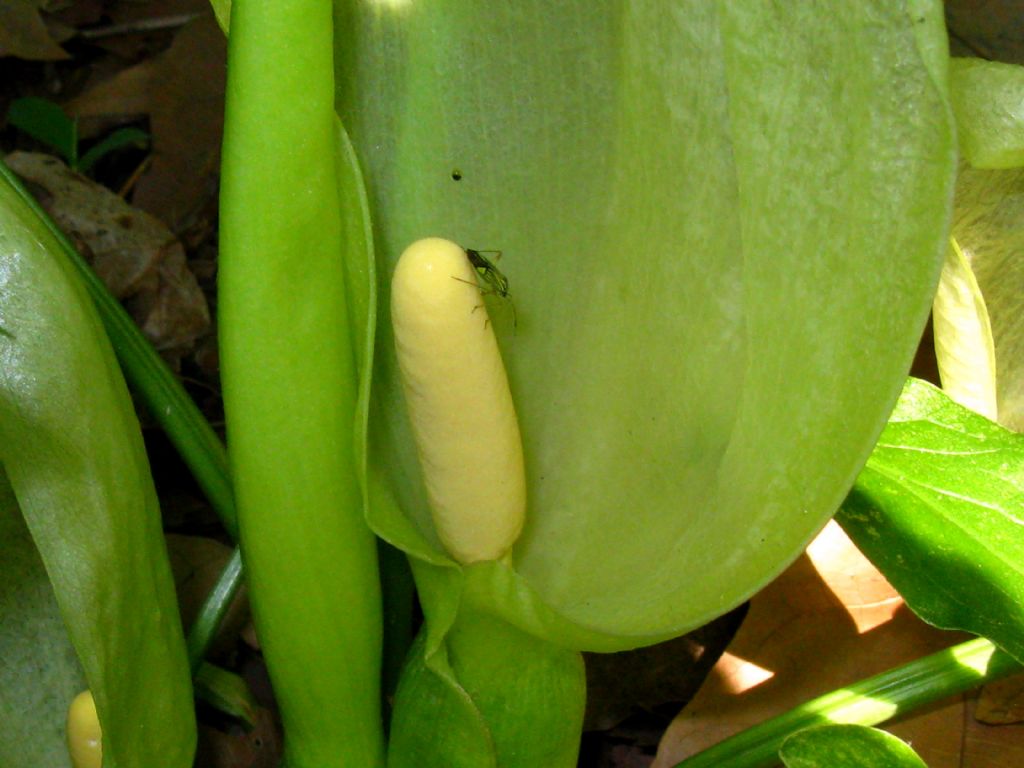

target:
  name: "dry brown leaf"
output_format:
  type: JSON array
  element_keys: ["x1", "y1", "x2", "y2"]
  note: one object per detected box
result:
[
  {"x1": 65, "y1": 61, "x2": 153, "y2": 118},
  {"x1": 195, "y1": 706, "x2": 283, "y2": 768},
  {"x1": 965, "y1": 695, "x2": 1024, "y2": 767},
  {"x1": 107, "y1": 0, "x2": 212, "y2": 25},
  {"x1": 0, "y1": 0, "x2": 68, "y2": 60},
  {"x1": 976, "y1": 674, "x2": 1024, "y2": 725},
  {"x1": 165, "y1": 534, "x2": 248, "y2": 659},
  {"x1": 66, "y1": 14, "x2": 226, "y2": 229},
  {"x1": 4, "y1": 150, "x2": 210, "y2": 360},
  {"x1": 946, "y1": 0, "x2": 1024, "y2": 64},
  {"x1": 584, "y1": 608, "x2": 745, "y2": 732},
  {"x1": 653, "y1": 521, "x2": 974, "y2": 768}
]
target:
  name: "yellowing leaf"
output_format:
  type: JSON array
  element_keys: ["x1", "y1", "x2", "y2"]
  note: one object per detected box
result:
[
  {"x1": 945, "y1": 165, "x2": 1024, "y2": 431},
  {"x1": 933, "y1": 236, "x2": 998, "y2": 420}
]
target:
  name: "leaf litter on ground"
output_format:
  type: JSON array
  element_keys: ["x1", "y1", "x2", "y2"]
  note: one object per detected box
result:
[
  {"x1": 4, "y1": 150, "x2": 210, "y2": 366},
  {"x1": 653, "y1": 521, "x2": 1024, "y2": 768}
]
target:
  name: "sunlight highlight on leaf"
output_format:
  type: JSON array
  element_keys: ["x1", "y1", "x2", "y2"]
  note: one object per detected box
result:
[{"x1": 716, "y1": 652, "x2": 775, "y2": 695}]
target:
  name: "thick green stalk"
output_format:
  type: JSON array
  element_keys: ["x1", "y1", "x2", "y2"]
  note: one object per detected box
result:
[
  {"x1": 674, "y1": 637, "x2": 1021, "y2": 768},
  {"x1": 219, "y1": 0, "x2": 385, "y2": 766}
]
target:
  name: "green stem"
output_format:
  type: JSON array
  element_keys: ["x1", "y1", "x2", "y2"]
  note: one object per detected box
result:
[
  {"x1": 218, "y1": 0, "x2": 384, "y2": 764},
  {"x1": 674, "y1": 637, "x2": 1021, "y2": 768}
]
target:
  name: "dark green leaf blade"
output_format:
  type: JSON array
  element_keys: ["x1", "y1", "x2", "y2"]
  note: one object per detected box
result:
[
  {"x1": 839, "y1": 378, "x2": 1024, "y2": 663},
  {"x1": 6, "y1": 97, "x2": 77, "y2": 167},
  {"x1": 780, "y1": 725, "x2": 927, "y2": 768}
]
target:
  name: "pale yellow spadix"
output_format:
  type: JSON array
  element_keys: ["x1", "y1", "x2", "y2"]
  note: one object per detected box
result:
[
  {"x1": 391, "y1": 237, "x2": 526, "y2": 564},
  {"x1": 66, "y1": 690, "x2": 102, "y2": 768}
]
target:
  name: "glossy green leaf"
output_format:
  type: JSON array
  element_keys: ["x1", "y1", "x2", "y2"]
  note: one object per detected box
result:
[
  {"x1": 779, "y1": 725, "x2": 927, "y2": 768},
  {"x1": 936, "y1": 164, "x2": 1024, "y2": 431},
  {"x1": 338, "y1": 1, "x2": 956, "y2": 647},
  {"x1": 839, "y1": 378, "x2": 1024, "y2": 664},
  {"x1": 0, "y1": 172, "x2": 195, "y2": 766},
  {"x1": 0, "y1": 470, "x2": 83, "y2": 768},
  {"x1": 950, "y1": 57, "x2": 1024, "y2": 169}
]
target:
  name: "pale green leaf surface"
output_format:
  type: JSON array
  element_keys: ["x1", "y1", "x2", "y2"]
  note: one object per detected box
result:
[
  {"x1": 0, "y1": 172, "x2": 195, "y2": 767},
  {"x1": 0, "y1": 471, "x2": 83, "y2": 768},
  {"x1": 780, "y1": 725, "x2": 927, "y2": 768},
  {"x1": 932, "y1": 237, "x2": 998, "y2": 420},
  {"x1": 338, "y1": 2, "x2": 955, "y2": 647},
  {"x1": 950, "y1": 57, "x2": 1024, "y2": 169},
  {"x1": 839, "y1": 379, "x2": 1024, "y2": 664},
  {"x1": 947, "y1": 165, "x2": 1024, "y2": 431}
]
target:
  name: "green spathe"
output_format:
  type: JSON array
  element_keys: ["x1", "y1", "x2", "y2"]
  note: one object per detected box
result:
[
  {"x1": 340, "y1": 1, "x2": 956, "y2": 646},
  {"x1": 0, "y1": 171, "x2": 195, "y2": 767}
]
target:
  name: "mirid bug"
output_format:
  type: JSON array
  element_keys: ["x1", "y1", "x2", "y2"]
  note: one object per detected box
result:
[
  {"x1": 465, "y1": 248, "x2": 510, "y2": 298},
  {"x1": 463, "y1": 248, "x2": 518, "y2": 327}
]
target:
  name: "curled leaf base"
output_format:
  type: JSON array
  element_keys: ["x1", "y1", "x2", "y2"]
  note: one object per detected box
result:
[{"x1": 389, "y1": 604, "x2": 585, "y2": 768}]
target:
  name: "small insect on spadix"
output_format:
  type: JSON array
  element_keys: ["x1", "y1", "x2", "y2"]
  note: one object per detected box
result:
[
  {"x1": 465, "y1": 248, "x2": 510, "y2": 298},
  {"x1": 391, "y1": 238, "x2": 526, "y2": 564},
  {"x1": 463, "y1": 248, "x2": 517, "y2": 327}
]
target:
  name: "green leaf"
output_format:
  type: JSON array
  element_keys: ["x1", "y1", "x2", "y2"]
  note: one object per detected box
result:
[
  {"x1": 6, "y1": 97, "x2": 78, "y2": 167},
  {"x1": 932, "y1": 236, "x2": 998, "y2": 420},
  {"x1": 779, "y1": 725, "x2": 927, "y2": 768},
  {"x1": 839, "y1": 378, "x2": 1024, "y2": 664},
  {"x1": 194, "y1": 663, "x2": 258, "y2": 729},
  {"x1": 0, "y1": 169, "x2": 195, "y2": 766},
  {"x1": 936, "y1": 163, "x2": 1024, "y2": 431},
  {"x1": 77, "y1": 127, "x2": 150, "y2": 174},
  {"x1": 950, "y1": 58, "x2": 1024, "y2": 170},
  {"x1": 673, "y1": 636, "x2": 1018, "y2": 768},
  {"x1": 0, "y1": 470, "x2": 84, "y2": 768},
  {"x1": 339, "y1": 1, "x2": 956, "y2": 647}
]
